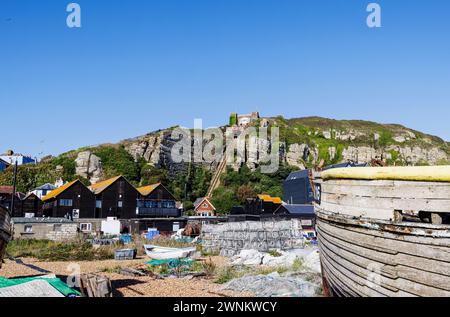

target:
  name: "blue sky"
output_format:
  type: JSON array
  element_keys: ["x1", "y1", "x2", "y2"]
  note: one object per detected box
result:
[{"x1": 1, "y1": 0, "x2": 449, "y2": 157}]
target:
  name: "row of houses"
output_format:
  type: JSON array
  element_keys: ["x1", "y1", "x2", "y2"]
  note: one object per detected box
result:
[{"x1": 0, "y1": 176, "x2": 183, "y2": 219}]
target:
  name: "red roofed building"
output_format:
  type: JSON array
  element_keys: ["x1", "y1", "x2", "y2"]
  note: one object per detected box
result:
[{"x1": 193, "y1": 197, "x2": 216, "y2": 217}]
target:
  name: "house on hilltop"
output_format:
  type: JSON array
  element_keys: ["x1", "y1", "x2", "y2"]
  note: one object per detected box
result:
[
  {"x1": 229, "y1": 112, "x2": 260, "y2": 127},
  {"x1": 0, "y1": 150, "x2": 36, "y2": 166}
]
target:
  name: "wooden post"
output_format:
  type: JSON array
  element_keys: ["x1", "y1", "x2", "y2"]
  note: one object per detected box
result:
[{"x1": 10, "y1": 161, "x2": 18, "y2": 216}]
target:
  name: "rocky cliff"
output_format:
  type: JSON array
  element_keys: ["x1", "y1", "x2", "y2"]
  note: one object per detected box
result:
[{"x1": 118, "y1": 116, "x2": 449, "y2": 179}]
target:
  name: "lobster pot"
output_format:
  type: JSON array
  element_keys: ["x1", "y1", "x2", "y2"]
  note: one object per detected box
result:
[{"x1": 316, "y1": 167, "x2": 450, "y2": 297}]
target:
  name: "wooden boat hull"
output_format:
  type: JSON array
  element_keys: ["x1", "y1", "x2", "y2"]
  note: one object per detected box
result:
[
  {"x1": 315, "y1": 177, "x2": 450, "y2": 297},
  {"x1": 0, "y1": 207, "x2": 12, "y2": 269}
]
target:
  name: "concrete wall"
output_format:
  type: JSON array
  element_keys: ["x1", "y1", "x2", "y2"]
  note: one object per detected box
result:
[
  {"x1": 13, "y1": 223, "x2": 78, "y2": 241},
  {"x1": 201, "y1": 220, "x2": 305, "y2": 256}
]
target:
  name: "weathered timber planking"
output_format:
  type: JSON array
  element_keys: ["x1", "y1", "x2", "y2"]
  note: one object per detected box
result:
[
  {"x1": 317, "y1": 207, "x2": 450, "y2": 241},
  {"x1": 320, "y1": 250, "x2": 403, "y2": 297},
  {"x1": 321, "y1": 183, "x2": 450, "y2": 200},
  {"x1": 321, "y1": 192, "x2": 450, "y2": 214},
  {"x1": 320, "y1": 238, "x2": 450, "y2": 297},
  {"x1": 317, "y1": 177, "x2": 450, "y2": 297},
  {"x1": 0, "y1": 240, "x2": 5, "y2": 269},
  {"x1": 317, "y1": 210, "x2": 450, "y2": 296},
  {"x1": 317, "y1": 201, "x2": 395, "y2": 220},
  {"x1": 318, "y1": 226, "x2": 450, "y2": 291},
  {"x1": 322, "y1": 267, "x2": 360, "y2": 297},
  {"x1": 318, "y1": 179, "x2": 450, "y2": 199},
  {"x1": 317, "y1": 211, "x2": 450, "y2": 261},
  {"x1": 318, "y1": 222, "x2": 450, "y2": 277},
  {"x1": 321, "y1": 241, "x2": 405, "y2": 295},
  {"x1": 80, "y1": 274, "x2": 112, "y2": 297}
]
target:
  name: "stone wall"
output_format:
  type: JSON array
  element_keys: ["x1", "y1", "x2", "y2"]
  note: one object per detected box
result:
[
  {"x1": 46, "y1": 224, "x2": 78, "y2": 241},
  {"x1": 201, "y1": 220, "x2": 304, "y2": 257},
  {"x1": 13, "y1": 223, "x2": 78, "y2": 241}
]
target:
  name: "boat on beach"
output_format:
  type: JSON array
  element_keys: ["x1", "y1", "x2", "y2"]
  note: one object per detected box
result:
[
  {"x1": 0, "y1": 205, "x2": 12, "y2": 269},
  {"x1": 143, "y1": 245, "x2": 197, "y2": 260},
  {"x1": 315, "y1": 166, "x2": 450, "y2": 297}
]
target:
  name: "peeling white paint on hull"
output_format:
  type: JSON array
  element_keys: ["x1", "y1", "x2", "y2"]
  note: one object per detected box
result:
[{"x1": 315, "y1": 178, "x2": 450, "y2": 297}]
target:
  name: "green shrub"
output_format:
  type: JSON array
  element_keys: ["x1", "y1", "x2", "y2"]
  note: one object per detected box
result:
[
  {"x1": 93, "y1": 145, "x2": 140, "y2": 182},
  {"x1": 6, "y1": 239, "x2": 114, "y2": 261}
]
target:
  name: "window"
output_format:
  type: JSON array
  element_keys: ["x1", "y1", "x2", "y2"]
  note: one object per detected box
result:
[
  {"x1": 60, "y1": 199, "x2": 73, "y2": 207},
  {"x1": 118, "y1": 201, "x2": 123, "y2": 208},
  {"x1": 96, "y1": 200, "x2": 102, "y2": 208},
  {"x1": 24, "y1": 225, "x2": 33, "y2": 233},
  {"x1": 202, "y1": 203, "x2": 209, "y2": 208},
  {"x1": 80, "y1": 223, "x2": 92, "y2": 232},
  {"x1": 53, "y1": 224, "x2": 62, "y2": 232}
]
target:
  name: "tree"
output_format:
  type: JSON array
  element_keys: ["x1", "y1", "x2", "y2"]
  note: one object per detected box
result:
[{"x1": 236, "y1": 185, "x2": 256, "y2": 203}]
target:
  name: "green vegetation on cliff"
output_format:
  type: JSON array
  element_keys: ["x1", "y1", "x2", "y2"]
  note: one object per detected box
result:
[{"x1": 210, "y1": 165, "x2": 296, "y2": 215}]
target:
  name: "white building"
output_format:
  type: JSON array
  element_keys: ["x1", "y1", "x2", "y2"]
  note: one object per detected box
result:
[
  {"x1": 0, "y1": 151, "x2": 36, "y2": 166},
  {"x1": 31, "y1": 183, "x2": 57, "y2": 199}
]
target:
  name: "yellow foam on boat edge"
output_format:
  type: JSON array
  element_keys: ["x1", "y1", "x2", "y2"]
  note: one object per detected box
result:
[{"x1": 321, "y1": 166, "x2": 450, "y2": 182}]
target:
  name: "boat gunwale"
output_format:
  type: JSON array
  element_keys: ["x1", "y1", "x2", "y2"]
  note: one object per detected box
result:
[{"x1": 315, "y1": 207, "x2": 450, "y2": 238}]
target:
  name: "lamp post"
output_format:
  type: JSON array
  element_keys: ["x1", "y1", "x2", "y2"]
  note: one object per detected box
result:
[{"x1": 10, "y1": 161, "x2": 18, "y2": 216}]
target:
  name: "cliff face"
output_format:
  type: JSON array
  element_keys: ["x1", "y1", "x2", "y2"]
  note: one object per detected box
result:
[
  {"x1": 119, "y1": 117, "x2": 449, "y2": 178},
  {"x1": 276, "y1": 117, "x2": 448, "y2": 168}
]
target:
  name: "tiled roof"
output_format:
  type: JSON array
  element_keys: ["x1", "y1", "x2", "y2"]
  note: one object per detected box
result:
[
  {"x1": 41, "y1": 180, "x2": 79, "y2": 202},
  {"x1": 194, "y1": 197, "x2": 216, "y2": 210},
  {"x1": 24, "y1": 192, "x2": 40, "y2": 200},
  {"x1": 257, "y1": 194, "x2": 283, "y2": 204},
  {"x1": 34, "y1": 183, "x2": 57, "y2": 191},
  {"x1": 136, "y1": 183, "x2": 161, "y2": 196},
  {"x1": 276, "y1": 204, "x2": 315, "y2": 215},
  {"x1": 90, "y1": 176, "x2": 122, "y2": 195},
  {"x1": 0, "y1": 186, "x2": 13, "y2": 194}
]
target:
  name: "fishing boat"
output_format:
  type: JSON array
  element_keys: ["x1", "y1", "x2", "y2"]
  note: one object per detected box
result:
[
  {"x1": 315, "y1": 166, "x2": 450, "y2": 297},
  {"x1": 0, "y1": 205, "x2": 12, "y2": 269},
  {"x1": 143, "y1": 245, "x2": 197, "y2": 260}
]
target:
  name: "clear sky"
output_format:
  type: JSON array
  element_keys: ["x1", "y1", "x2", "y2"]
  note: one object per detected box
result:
[{"x1": 1, "y1": 0, "x2": 449, "y2": 157}]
